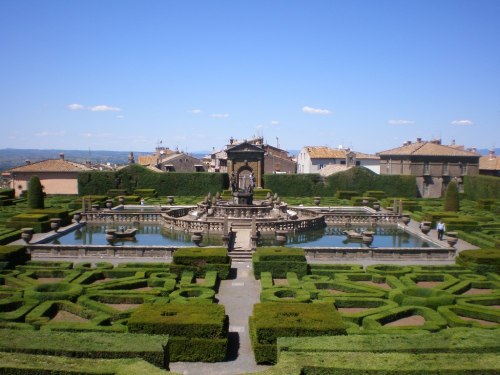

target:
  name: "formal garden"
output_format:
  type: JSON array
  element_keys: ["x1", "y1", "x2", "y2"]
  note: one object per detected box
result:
[{"x1": 0, "y1": 167, "x2": 499, "y2": 374}]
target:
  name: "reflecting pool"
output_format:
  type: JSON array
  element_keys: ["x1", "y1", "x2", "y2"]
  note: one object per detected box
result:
[
  {"x1": 260, "y1": 226, "x2": 435, "y2": 248},
  {"x1": 49, "y1": 224, "x2": 222, "y2": 246}
]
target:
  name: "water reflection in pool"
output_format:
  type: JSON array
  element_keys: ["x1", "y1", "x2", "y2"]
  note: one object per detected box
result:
[
  {"x1": 260, "y1": 226, "x2": 433, "y2": 248},
  {"x1": 50, "y1": 224, "x2": 222, "y2": 247}
]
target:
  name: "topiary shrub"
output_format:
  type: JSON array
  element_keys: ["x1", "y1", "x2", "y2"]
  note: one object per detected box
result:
[
  {"x1": 27, "y1": 175, "x2": 44, "y2": 209},
  {"x1": 444, "y1": 180, "x2": 459, "y2": 212},
  {"x1": 456, "y1": 249, "x2": 500, "y2": 274}
]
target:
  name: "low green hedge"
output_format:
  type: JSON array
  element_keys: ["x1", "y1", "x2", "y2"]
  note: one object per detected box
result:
[
  {"x1": 0, "y1": 329, "x2": 169, "y2": 368},
  {"x1": 127, "y1": 303, "x2": 228, "y2": 362},
  {"x1": 332, "y1": 297, "x2": 398, "y2": 324},
  {"x1": 24, "y1": 282, "x2": 83, "y2": 302},
  {"x1": 456, "y1": 249, "x2": 500, "y2": 274},
  {"x1": 336, "y1": 191, "x2": 359, "y2": 199},
  {"x1": 253, "y1": 247, "x2": 308, "y2": 279},
  {"x1": 362, "y1": 306, "x2": 448, "y2": 332},
  {"x1": 0, "y1": 230, "x2": 21, "y2": 246},
  {"x1": 261, "y1": 287, "x2": 312, "y2": 303},
  {"x1": 173, "y1": 247, "x2": 229, "y2": 265},
  {"x1": 365, "y1": 264, "x2": 412, "y2": 276},
  {"x1": 438, "y1": 304, "x2": 500, "y2": 328},
  {"x1": 0, "y1": 352, "x2": 171, "y2": 375},
  {"x1": 250, "y1": 302, "x2": 346, "y2": 364},
  {"x1": 388, "y1": 287, "x2": 456, "y2": 309},
  {"x1": 134, "y1": 189, "x2": 157, "y2": 198},
  {"x1": 276, "y1": 351, "x2": 500, "y2": 374},
  {"x1": 0, "y1": 245, "x2": 28, "y2": 269}
]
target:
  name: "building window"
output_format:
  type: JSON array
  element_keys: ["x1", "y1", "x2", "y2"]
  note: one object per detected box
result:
[
  {"x1": 423, "y1": 162, "x2": 430, "y2": 175},
  {"x1": 443, "y1": 162, "x2": 449, "y2": 175},
  {"x1": 356, "y1": 161, "x2": 360, "y2": 166},
  {"x1": 319, "y1": 164, "x2": 324, "y2": 169},
  {"x1": 460, "y1": 163, "x2": 467, "y2": 175}
]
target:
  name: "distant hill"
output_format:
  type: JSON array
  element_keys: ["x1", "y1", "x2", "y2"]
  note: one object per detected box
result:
[
  {"x1": 477, "y1": 148, "x2": 499, "y2": 156},
  {"x1": 0, "y1": 148, "x2": 210, "y2": 172},
  {"x1": 0, "y1": 149, "x2": 148, "y2": 172}
]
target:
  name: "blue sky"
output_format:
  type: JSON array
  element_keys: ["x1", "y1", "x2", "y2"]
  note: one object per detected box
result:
[{"x1": 1, "y1": 0, "x2": 499, "y2": 154}]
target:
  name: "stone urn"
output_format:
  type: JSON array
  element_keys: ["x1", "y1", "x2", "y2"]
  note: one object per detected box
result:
[
  {"x1": 446, "y1": 232, "x2": 458, "y2": 247},
  {"x1": 275, "y1": 230, "x2": 288, "y2": 246},
  {"x1": 73, "y1": 212, "x2": 82, "y2": 223},
  {"x1": 91, "y1": 203, "x2": 100, "y2": 211},
  {"x1": 167, "y1": 196, "x2": 174, "y2": 205},
  {"x1": 21, "y1": 228, "x2": 34, "y2": 244},
  {"x1": 105, "y1": 200, "x2": 113, "y2": 209},
  {"x1": 401, "y1": 214, "x2": 411, "y2": 225},
  {"x1": 50, "y1": 218, "x2": 61, "y2": 232},
  {"x1": 118, "y1": 196, "x2": 125, "y2": 205},
  {"x1": 362, "y1": 198, "x2": 369, "y2": 205},
  {"x1": 191, "y1": 230, "x2": 203, "y2": 247},
  {"x1": 372, "y1": 202, "x2": 380, "y2": 211},
  {"x1": 314, "y1": 197, "x2": 321, "y2": 206},
  {"x1": 420, "y1": 221, "x2": 432, "y2": 235}
]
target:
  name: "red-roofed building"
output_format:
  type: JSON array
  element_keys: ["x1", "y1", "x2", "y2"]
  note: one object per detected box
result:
[
  {"x1": 4, "y1": 153, "x2": 93, "y2": 196},
  {"x1": 377, "y1": 138, "x2": 480, "y2": 197}
]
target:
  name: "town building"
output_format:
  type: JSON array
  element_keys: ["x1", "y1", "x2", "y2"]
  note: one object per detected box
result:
[
  {"x1": 137, "y1": 146, "x2": 204, "y2": 172},
  {"x1": 208, "y1": 137, "x2": 296, "y2": 174},
  {"x1": 3, "y1": 153, "x2": 93, "y2": 196},
  {"x1": 377, "y1": 138, "x2": 480, "y2": 198},
  {"x1": 297, "y1": 146, "x2": 380, "y2": 174},
  {"x1": 479, "y1": 148, "x2": 500, "y2": 177}
]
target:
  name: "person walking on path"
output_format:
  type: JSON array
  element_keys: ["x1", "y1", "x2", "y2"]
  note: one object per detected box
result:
[{"x1": 437, "y1": 220, "x2": 446, "y2": 240}]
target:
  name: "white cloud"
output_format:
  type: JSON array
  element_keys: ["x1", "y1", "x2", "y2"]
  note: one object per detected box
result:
[
  {"x1": 270, "y1": 120, "x2": 280, "y2": 125},
  {"x1": 302, "y1": 106, "x2": 332, "y2": 115},
  {"x1": 89, "y1": 105, "x2": 121, "y2": 112},
  {"x1": 67, "y1": 103, "x2": 84, "y2": 110},
  {"x1": 451, "y1": 119, "x2": 474, "y2": 126},
  {"x1": 210, "y1": 113, "x2": 230, "y2": 118},
  {"x1": 190, "y1": 109, "x2": 202, "y2": 114},
  {"x1": 388, "y1": 119, "x2": 415, "y2": 125}
]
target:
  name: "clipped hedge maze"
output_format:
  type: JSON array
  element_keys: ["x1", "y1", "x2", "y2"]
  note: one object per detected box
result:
[
  {"x1": 251, "y1": 256, "x2": 500, "y2": 367},
  {"x1": 0, "y1": 255, "x2": 230, "y2": 372}
]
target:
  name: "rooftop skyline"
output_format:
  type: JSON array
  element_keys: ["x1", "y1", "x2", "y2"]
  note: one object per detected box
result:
[{"x1": 1, "y1": 0, "x2": 499, "y2": 154}]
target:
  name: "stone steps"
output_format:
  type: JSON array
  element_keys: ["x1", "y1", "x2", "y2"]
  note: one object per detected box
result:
[{"x1": 229, "y1": 250, "x2": 253, "y2": 261}]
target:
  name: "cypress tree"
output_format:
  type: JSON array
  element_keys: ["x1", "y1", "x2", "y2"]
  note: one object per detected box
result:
[
  {"x1": 444, "y1": 180, "x2": 459, "y2": 212},
  {"x1": 28, "y1": 175, "x2": 44, "y2": 209}
]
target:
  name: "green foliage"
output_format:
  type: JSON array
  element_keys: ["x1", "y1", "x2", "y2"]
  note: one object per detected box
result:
[
  {"x1": 438, "y1": 304, "x2": 500, "y2": 328},
  {"x1": 388, "y1": 287, "x2": 456, "y2": 309},
  {"x1": 464, "y1": 175, "x2": 500, "y2": 200},
  {"x1": 457, "y1": 249, "x2": 500, "y2": 274},
  {"x1": 250, "y1": 302, "x2": 346, "y2": 364},
  {"x1": 0, "y1": 329, "x2": 169, "y2": 368},
  {"x1": 27, "y1": 176, "x2": 44, "y2": 209},
  {"x1": 24, "y1": 282, "x2": 84, "y2": 302},
  {"x1": 128, "y1": 303, "x2": 228, "y2": 362},
  {"x1": 263, "y1": 174, "x2": 323, "y2": 196},
  {"x1": 444, "y1": 180, "x2": 460, "y2": 211},
  {"x1": 78, "y1": 164, "x2": 228, "y2": 196},
  {"x1": 362, "y1": 306, "x2": 448, "y2": 332},
  {"x1": 173, "y1": 247, "x2": 229, "y2": 265},
  {"x1": 253, "y1": 247, "x2": 308, "y2": 279}
]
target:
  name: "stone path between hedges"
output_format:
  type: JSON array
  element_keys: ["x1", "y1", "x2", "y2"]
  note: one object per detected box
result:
[{"x1": 169, "y1": 261, "x2": 269, "y2": 375}]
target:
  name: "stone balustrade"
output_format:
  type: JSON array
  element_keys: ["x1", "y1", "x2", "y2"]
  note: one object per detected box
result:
[
  {"x1": 26, "y1": 244, "x2": 177, "y2": 259},
  {"x1": 304, "y1": 246, "x2": 455, "y2": 260}
]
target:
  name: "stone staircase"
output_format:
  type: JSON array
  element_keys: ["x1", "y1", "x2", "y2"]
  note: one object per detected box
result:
[{"x1": 228, "y1": 227, "x2": 254, "y2": 261}]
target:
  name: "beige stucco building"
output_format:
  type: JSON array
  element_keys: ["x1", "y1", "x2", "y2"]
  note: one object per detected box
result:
[
  {"x1": 4, "y1": 154, "x2": 93, "y2": 196},
  {"x1": 378, "y1": 139, "x2": 480, "y2": 198}
]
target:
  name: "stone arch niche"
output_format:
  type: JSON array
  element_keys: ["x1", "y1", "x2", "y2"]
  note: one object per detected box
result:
[{"x1": 226, "y1": 141, "x2": 265, "y2": 191}]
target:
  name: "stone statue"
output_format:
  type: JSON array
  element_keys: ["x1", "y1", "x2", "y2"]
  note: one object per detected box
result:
[{"x1": 230, "y1": 172, "x2": 237, "y2": 192}]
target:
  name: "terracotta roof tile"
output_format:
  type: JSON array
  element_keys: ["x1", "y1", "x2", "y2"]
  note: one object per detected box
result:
[
  {"x1": 7, "y1": 159, "x2": 92, "y2": 173},
  {"x1": 304, "y1": 146, "x2": 378, "y2": 160},
  {"x1": 138, "y1": 155, "x2": 158, "y2": 166},
  {"x1": 378, "y1": 142, "x2": 480, "y2": 157},
  {"x1": 479, "y1": 155, "x2": 500, "y2": 171}
]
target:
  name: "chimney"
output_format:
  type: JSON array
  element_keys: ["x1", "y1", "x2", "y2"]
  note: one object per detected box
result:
[
  {"x1": 59, "y1": 153, "x2": 65, "y2": 161},
  {"x1": 489, "y1": 148, "x2": 496, "y2": 159},
  {"x1": 85, "y1": 160, "x2": 92, "y2": 168},
  {"x1": 25, "y1": 160, "x2": 31, "y2": 165},
  {"x1": 416, "y1": 137, "x2": 422, "y2": 143}
]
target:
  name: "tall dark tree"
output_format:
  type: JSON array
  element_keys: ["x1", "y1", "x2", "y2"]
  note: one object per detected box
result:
[
  {"x1": 444, "y1": 180, "x2": 459, "y2": 212},
  {"x1": 28, "y1": 175, "x2": 44, "y2": 209}
]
